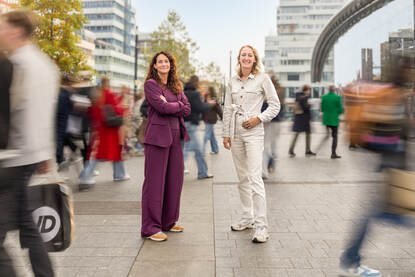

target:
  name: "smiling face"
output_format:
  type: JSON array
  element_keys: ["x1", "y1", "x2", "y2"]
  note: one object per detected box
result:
[
  {"x1": 239, "y1": 46, "x2": 256, "y2": 72},
  {"x1": 153, "y1": 53, "x2": 170, "y2": 75}
]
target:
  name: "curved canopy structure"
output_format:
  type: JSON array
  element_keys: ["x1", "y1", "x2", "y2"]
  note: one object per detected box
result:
[{"x1": 311, "y1": 0, "x2": 395, "y2": 82}]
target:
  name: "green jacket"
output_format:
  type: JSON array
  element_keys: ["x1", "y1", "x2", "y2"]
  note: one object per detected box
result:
[{"x1": 321, "y1": 91, "x2": 344, "y2": 126}]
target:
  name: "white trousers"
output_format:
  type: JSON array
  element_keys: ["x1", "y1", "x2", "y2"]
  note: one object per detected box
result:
[
  {"x1": 231, "y1": 119, "x2": 268, "y2": 227},
  {"x1": 262, "y1": 122, "x2": 280, "y2": 178}
]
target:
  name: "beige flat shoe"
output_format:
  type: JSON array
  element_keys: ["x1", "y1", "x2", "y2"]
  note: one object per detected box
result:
[
  {"x1": 169, "y1": 224, "x2": 184, "y2": 232},
  {"x1": 147, "y1": 232, "x2": 168, "y2": 241}
]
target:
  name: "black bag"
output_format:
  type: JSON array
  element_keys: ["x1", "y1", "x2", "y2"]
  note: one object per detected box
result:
[
  {"x1": 102, "y1": 104, "x2": 123, "y2": 127},
  {"x1": 27, "y1": 184, "x2": 74, "y2": 252},
  {"x1": 0, "y1": 58, "x2": 13, "y2": 149}
]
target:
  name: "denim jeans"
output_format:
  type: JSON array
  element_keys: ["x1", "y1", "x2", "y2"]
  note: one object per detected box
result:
[
  {"x1": 262, "y1": 122, "x2": 280, "y2": 177},
  {"x1": 342, "y1": 150, "x2": 410, "y2": 267},
  {"x1": 183, "y1": 122, "x2": 209, "y2": 178},
  {"x1": 203, "y1": 123, "x2": 219, "y2": 154},
  {"x1": 341, "y1": 212, "x2": 414, "y2": 267},
  {"x1": 79, "y1": 160, "x2": 127, "y2": 181},
  {"x1": 135, "y1": 142, "x2": 144, "y2": 151}
]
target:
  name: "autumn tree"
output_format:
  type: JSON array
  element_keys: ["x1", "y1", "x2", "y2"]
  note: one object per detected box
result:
[
  {"x1": 144, "y1": 10, "x2": 199, "y2": 80},
  {"x1": 19, "y1": 0, "x2": 90, "y2": 75},
  {"x1": 200, "y1": 61, "x2": 223, "y2": 86}
]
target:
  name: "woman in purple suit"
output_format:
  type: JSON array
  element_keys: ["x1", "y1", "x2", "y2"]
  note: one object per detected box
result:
[{"x1": 141, "y1": 51, "x2": 191, "y2": 241}]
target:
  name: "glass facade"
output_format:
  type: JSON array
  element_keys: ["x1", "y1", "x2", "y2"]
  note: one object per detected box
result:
[{"x1": 82, "y1": 0, "x2": 138, "y2": 88}]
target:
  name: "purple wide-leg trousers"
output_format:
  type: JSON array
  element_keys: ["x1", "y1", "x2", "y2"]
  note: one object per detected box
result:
[{"x1": 141, "y1": 129, "x2": 184, "y2": 237}]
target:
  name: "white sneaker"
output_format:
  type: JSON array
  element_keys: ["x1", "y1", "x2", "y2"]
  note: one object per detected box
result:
[
  {"x1": 230, "y1": 219, "x2": 254, "y2": 231},
  {"x1": 93, "y1": 170, "x2": 100, "y2": 176},
  {"x1": 78, "y1": 178, "x2": 96, "y2": 185},
  {"x1": 252, "y1": 226, "x2": 269, "y2": 243},
  {"x1": 78, "y1": 178, "x2": 96, "y2": 190},
  {"x1": 184, "y1": 168, "x2": 189, "y2": 174},
  {"x1": 114, "y1": 174, "x2": 131, "y2": 182},
  {"x1": 339, "y1": 264, "x2": 382, "y2": 277}
]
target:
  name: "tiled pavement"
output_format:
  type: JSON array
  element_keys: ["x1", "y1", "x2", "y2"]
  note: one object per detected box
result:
[{"x1": 7, "y1": 122, "x2": 415, "y2": 276}]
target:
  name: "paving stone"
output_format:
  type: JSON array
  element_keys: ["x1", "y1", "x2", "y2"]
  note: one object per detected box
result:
[
  {"x1": 138, "y1": 244, "x2": 214, "y2": 261},
  {"x1": 234, "y1": 268, "x2": 271, "y2": 277},
  {"x1": 255, "y1": 257, "x2": 293, "y2": 268},
  {"x1": 289, "y1": 258, "x2": 312, "y2": 269},
  {"x1": 216, "y1": 257, "x2": 241, "y2": 268},
  {"x1": 216, "y1": 267, "x2": 234, "y2": 277},
  {"x1": 54, "y1": 267, "x2": 79, "y2": 277},
  {"x1": 286, "y1": 269, "x2": 325, "y2": 277},
  {"x1": 215, "y1": 247, "x2": 232, "y2": 257},
  {"x1": 129, "y1": 260, "x2": 215, "y2": 277}
]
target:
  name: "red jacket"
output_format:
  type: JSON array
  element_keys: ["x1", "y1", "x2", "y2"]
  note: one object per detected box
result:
[{"x1": 88, "y1": 89, "x2": 123, "y2": 161}]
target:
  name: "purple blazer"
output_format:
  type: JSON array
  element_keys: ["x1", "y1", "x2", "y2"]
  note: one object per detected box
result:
[{"x1": 143, "y1": 79, "x2": 191, "y2": 147}]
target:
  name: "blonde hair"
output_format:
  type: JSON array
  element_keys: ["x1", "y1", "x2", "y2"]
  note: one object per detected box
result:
[{"x1": 237, "y1": 45, "x2": 261, "y2": 77}]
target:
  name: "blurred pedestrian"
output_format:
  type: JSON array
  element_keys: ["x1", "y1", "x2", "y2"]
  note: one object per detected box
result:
[
  {"x1": 262, "y1": 75, "x2": 284, "y2": 179},
  {"x1": 288, "y1": 84, "x2": 315, "y2": 157},
  {"x1": 78, "y1": 77, "x2": 130, "y2": 189},
  {"x1": 339, "y1": 56, "x2": 413, "y2": 277},
  {"x1": 56, "y1": 73, "x2": 91, "y2": 170},
  {"x1": 130, "y1": 92, "x2": 145, "y2": 154},
  {"x1": 222, "y1": 45, "x2": 280, "y2": 243},
  {"x1": 183, "y1": 75, "x2": 216, "y2": 179},
  {"x1": 136, "y1": 98, "x2": 148, "y2": 151},
  {"x1": 141, "y1": 51, "x2": 191, "y2": 241},
  {"x1": 0, "y1": 9, "x2": 57, "y2": 276},
  {"x1": 320, "y1": 85, "x2": 344, "y2": 159},
  {"x1": 117, "y1": 86, "x2": 134, "y2": 154},
  {"x1": 202, "y1": 87, "x2": 223, "y2": 154}
]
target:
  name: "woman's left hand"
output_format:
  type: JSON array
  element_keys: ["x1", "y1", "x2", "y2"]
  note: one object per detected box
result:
[{"x1": 242, "y1": 117, "x2": 261, "y2": 129}]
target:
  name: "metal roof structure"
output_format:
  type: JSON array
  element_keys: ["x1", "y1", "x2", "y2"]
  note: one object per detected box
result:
[{"x1": 311, "y1": 0, "x2": 395, "y2": 82}]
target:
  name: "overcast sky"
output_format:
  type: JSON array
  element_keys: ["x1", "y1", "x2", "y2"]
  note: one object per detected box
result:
[{"x1": 133, "y1": 0, "x2": 413, "y2": 85}]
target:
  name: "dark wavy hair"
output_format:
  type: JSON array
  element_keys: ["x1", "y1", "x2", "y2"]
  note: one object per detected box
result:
[{"x1": 145, "y1": 51, "x2": 182, "y2": 94}]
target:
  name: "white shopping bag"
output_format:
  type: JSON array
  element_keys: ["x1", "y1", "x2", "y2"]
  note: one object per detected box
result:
[{"x1": 66, "y1": 115, "x2": 83, "y2": 137}]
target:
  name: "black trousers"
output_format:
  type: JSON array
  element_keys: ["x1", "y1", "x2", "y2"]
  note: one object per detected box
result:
[
  {"x1": 327, "y1": 126, "x2": 338, "y2": 155},
  {"x1": 56, "y1": 133, "x2": 88, "y2": 165},
  {"x1": 289, "y1": 131, "x2": 311, "y2": 153},
  {"x1": 0, "y1": 164, "x2": 54, "y2": 277}
]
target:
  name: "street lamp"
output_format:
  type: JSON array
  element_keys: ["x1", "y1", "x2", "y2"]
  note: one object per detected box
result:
[{"x1": 134, "y1": 26, "x2": 139, "y2": 96}]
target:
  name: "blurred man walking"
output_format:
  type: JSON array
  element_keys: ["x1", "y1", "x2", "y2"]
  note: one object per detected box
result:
[{"x1": 0, "y1": 9, "x2": 57, "y2": 277}]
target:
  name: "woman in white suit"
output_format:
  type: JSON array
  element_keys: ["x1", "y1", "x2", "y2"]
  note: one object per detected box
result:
[{"x1": 222, "y1": 45, "x2": 280, "y2": 243}]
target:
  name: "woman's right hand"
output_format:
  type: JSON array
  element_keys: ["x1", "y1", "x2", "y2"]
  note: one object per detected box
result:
[{"x1": 223, "y1": 137, "x2": 231, "y2": 150}]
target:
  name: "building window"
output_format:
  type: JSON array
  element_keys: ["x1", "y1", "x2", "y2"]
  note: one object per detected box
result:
[
  {"x1": 287, "y1": 74, "x2": 300, "y2": 81},
  {"x1": 280, "y1": 60, "x2": 308, "y2": 65},
  {"x1": 312, "y1": 87, "x2": 320, "y2": 98},
  {"x1": 288, "y1": 87, "x2": 298, "y2": 98},
  {"x1": 322, "y1": 72, "x2": 333, "y2": 81},
  {"x1": 280, "y1": 47, "x2": 312, "y2": 56},
  {"x1": 86, "y1": 13, "x2": 125, "y2": 25},
  {"x1": 280, "y1": 6, "x2": 308, "y2": 13},
  {"x1": 309, "y1": 15, "x2": 332, "y2": 20}
]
